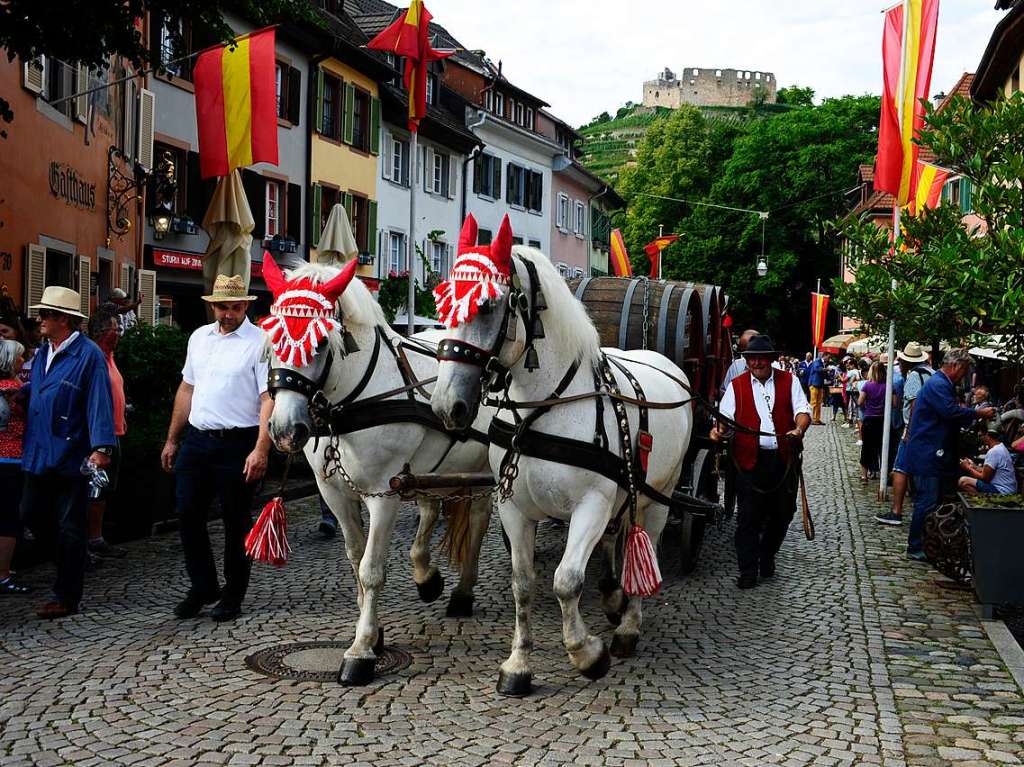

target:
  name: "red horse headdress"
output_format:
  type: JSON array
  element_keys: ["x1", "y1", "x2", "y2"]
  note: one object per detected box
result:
[
  {"x1": 433, "y1": 214, "x2": 514, "y2": 328},
  {"x1": 259, "y1": 254, "x2": 358, "y2": 367}
]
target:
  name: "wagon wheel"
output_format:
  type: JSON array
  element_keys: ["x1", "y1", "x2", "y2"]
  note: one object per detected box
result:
[{"x1": 679, "y1": 448, "x2": 717, "y2": 575}]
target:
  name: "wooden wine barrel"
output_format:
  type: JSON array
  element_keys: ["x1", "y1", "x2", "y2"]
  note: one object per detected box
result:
[
  {"x1": 567, "y1": 276, "x2": 706, "y2": 395},
  {"x1": 693, "y1": 284, "x2": 722, "y2": 397}
]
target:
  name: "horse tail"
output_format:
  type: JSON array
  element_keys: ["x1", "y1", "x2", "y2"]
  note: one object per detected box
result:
[{"x1": 440, "y1": 493, "x2": 473, "y2": 569}]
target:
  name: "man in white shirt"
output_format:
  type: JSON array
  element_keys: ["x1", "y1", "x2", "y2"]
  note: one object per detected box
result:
[
  {"x1": 719, "y1": 329, "x2": 758, "y2": 399},
  {"x1": 712, "y1": 334, "x2": 811, "y2": 589},
  {"x1": 160, "y1": 275, "x2": 272, "y2": 622}
]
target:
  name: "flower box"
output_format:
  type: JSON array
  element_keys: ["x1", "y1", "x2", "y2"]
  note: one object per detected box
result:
[{"x1": 961, "y1": 493, "x2": 1024, "y2": 618}]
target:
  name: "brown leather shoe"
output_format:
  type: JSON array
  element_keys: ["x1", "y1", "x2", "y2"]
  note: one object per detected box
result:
[{"x1": 36, "y1": 601, "x2": 78, "y2": 619}]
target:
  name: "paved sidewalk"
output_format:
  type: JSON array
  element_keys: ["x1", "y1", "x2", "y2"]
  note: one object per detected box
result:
[{"x1": 0, "y1": 425, "x2": 1022, "y2": 766}]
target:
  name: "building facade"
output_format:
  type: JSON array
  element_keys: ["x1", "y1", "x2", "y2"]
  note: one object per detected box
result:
[
  {"x1": 0, "y1": 53, "x2": 148, "y2": 320},
  {"x1": 643, "y1": 67, "x2": 777, "y2": 109}
]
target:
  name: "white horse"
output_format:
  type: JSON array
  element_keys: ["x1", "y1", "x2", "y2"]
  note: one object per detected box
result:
[
  {"x1": 431, "y1": 220, "x2": 692, "y2": 696},
  {"x1": 263, "y1": 256, "x2": 493, "y2": 686}
]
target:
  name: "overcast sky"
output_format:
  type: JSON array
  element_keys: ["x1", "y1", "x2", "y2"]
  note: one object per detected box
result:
[{"x1": 430, "y1": 0, "x2": 1005, "y2": 127}]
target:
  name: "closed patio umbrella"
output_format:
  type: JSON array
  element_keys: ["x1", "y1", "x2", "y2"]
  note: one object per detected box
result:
[
  {"x1": 201, "y1": 169, "x2": 255, "y2": 294},
  {"x1": 317, "y1": 203, "x2": 358, "y2": 266},
  {"x1": 819, "y1": 333, "x2": 861, "y2": 354}
]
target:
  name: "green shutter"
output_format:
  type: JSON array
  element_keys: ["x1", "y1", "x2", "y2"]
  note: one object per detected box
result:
[
  {"x1": 367, "y1": 200, "x2": 378, "y2": 256},
  {"x1": 960, "y1": 177, "x2": 972, "y2": 213},
  {"x1": 343, "y1": 82, "x2": 355, "y2": 145},
  {"x1": 492, "y1": 157, "x2": 501, "y2": 199},
  {"x1": 310, "y1": 184, "x2": 322, "y2": 247},
  {"x1": 369, "y1": 97, "x2": 381, "y2": 155},
  {"x1": 343, "y1": 192, "x2": 353, "y2": 225},
  {"x1": 315, "y1": 69, "x2": 324, "y2": 134}
]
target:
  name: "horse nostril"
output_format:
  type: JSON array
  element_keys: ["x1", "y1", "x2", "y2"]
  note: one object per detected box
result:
[
  {"x1": 293, "y1": 423, "x2": 310, "y2": 446},
  {"x1": 450, "y1": 399, "x2": 469, "y2": 427}
]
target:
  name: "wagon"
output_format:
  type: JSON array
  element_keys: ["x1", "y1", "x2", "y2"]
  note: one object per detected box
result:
[{"x1": 568, "y1": 276, "x2": 732, "y2": 575}]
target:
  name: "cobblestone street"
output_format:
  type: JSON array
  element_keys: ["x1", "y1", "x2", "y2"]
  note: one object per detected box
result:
[{"x1": 2, "y1": 425, "x2": 1024, "y2": 766}]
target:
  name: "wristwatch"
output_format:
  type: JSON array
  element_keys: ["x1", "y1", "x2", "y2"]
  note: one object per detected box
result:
[{"x1": 94, "y1": 446, "x2": 114, "y2": 456}]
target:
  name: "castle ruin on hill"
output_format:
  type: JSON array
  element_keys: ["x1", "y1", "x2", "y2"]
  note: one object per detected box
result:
[{"x1": 643, "y1": 67, "x2": 777, "y2": 109}]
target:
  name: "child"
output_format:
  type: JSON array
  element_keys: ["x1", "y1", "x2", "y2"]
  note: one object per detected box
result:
[{"x1": 958, "y1": 421, "x2": 1018, "y2": 497}]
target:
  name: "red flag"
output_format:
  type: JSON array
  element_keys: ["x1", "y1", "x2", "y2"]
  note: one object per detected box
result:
[
  {"x1": 908, "y1": 162, "x2": 951, "y2": 215},
  {"x1": 193, "y1": 28, "x2": 278, "y2": 179},
  {"x1": 366, "y1": 1, "x2": 453, "y2": 132},
  {"x1": 643, "y1": 235, "x2": 679, "y2": 279},
  {"x1": 811, "y1": 292, "x2": 830, "y2": 350},
  {"x1": 875, "y1": 0, "x2": 940, "y2": 206},
  {"x1": 609, "y1": 229, "x2": 632, "y2": 277}
]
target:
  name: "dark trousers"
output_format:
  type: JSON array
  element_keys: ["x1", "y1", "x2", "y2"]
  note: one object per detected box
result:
[
  {"x1": 734, "y1": 449, "x2": 797, "y2": 577},
  {"x1": 175, "y1": 427, "x2": 258, "y2": 603},
  {"x1": 0, "y1": 463, "x2": 24, "y2": 538},
  {"x1": 20, "y1": 471, "x2": 88, "y2": 607},
  {"x1": 907, "y1": 474, "x2": 941, "y2": 556},
  {"x1": 861, "y1": 416, "x2": 883, "y2": 472}
]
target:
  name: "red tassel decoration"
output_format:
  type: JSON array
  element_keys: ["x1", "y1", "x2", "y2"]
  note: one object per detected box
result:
[
  {"x1": 622, "y1": 524, "x2": 662, "y2": 597},
  {"x1": 245, "y1": 497, "x2": 291, "y2": 567}
]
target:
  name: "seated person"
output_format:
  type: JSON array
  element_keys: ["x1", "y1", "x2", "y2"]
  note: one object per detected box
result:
[{"x1": 958, "y1": 421, "x2": 1018, "y2": 496}]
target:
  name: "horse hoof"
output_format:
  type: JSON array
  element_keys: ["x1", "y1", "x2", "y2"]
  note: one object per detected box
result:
[
  {"x1": 373, "y1": 627, "x2": 384, "y2": 655},
  {"x1": 338, "y1": 657, "x2": 376, "y2": 686},
  {"x1": 496, "y1": 669, "x2": 533, "y2": 697},
  {"x1": 579, "y1": 643, "x2": 612, "y2": 681},
  {"x1": 445, "y1": 592, "x2": 474, "y2": 618},
  {"x1": 604, "y1": 595, "x2": 629, "y2": 627},
  {"x1": 416, "y1": 570, "x2": 444, "y2": 603},
  {"x1": 610, "y1": 633, "x2": 638, "y2": 658},
  {"x1": 604, "y1": 610, "x2": 622, "y2": 627}
]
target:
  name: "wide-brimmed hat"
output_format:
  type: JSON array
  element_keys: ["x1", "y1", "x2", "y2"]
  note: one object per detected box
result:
[
  {"x1": 897, "y1": 341, "x2": 928, "y2": 364},
  {"x1": 202, "y1": 274, "x2": 256, "y2": 303},
  {"x1": 741, "y1": 335, "x2": 779, "y2": 357},
  {"x1": 986, "y1": 419, "x2": 1003, "y2": 437},
  {"x1": 30, "y1": 286, "x2": 87, "y2": 319}
]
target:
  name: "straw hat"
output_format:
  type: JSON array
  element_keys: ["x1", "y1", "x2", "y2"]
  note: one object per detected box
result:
[
  {"x1": 897, "y1": 341, "x2": 928, "y2": 364},
  {"x1": 202, "y1": 274, "x2": 256, "y2": 303},
  {"x1": 30, "y1": 286, "x2": 87, "y2": 319}
]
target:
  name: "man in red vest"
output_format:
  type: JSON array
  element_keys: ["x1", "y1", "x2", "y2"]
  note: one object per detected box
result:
[{"x1": 712, "y1": 335, "x2": 811, "y2": 588}]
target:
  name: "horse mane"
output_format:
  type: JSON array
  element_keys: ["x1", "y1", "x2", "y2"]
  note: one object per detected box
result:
[
  {"x1": 285, "y1": 261, "x2": 387, "y2": 329},
  {"x1": 511, "y1": 246, "x2": 600, "y2": 364}
]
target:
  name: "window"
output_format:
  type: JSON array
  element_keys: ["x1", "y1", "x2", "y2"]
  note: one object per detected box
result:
[
  {"x1": 506, "y1": 163, "x2": 526, "y2": 207},
  {"x1": 321, "y1": 73, "x2": 341, "y2": 139},
  {"x1": 556, "y1": 193, "x2": 570, "y2": 231},
  {"x1": 431, "y1": 151, "x2": 451, "y2": 196},
  {"x1": 572, "y1": 267, "x2": 585, "y2": 279},
  {"x1": 473, "y1": 153, "x2": 501, "y2": 198},
  {"x1": 515, "y1": 101, "x2": 524, "y2": 125},
  {"x1": 388, "y1": 231, "x2": 406, "y2": 273},
  {"x1": 478, "y1": 229, "x2": 493, "y2": 245},
  {"x1": 351, "y1": 88, "x2": 370, "y2": 150},
  {"x1": 388, "y1": 134, "x2": 409, "y2": 185},
  {"x1": 526, "y1": 171, "x2": 543, "y2": 213},
  {"x1": 494, "y1": 92, "x2": 504, "y2": 117},
  {"x1": 150, "y1": 143, "x2": 187, "y2": 213},
  {"x1": 528, "y1": 239, "x2": 541, "y2": 249},
  {"x1": 318, "y1": 0, "x2": 339, "y2": 12},
  {"x1": 426, "y1": 73, "x2": 436, "y2": 106},
  {"x1": 574, "y1": 201, "x2": 586, "y2": 237},
  {"x1": 484, "y1": 89, "x2": 493, "y2": 111},
  {"x1": 265, "y1": 180, "x2": 282, "y2": 238},
  {"x1": 350, "y1": 195, "x2": 369, "y2": 251},
  {"x1": 525, "y1": 107, "x2": 534, "y2": 131},
  {"x1": 320, "y1": 187, "x2": 339, "y2": 235},
  {"x1": 159, "y1": 18, "x2": 190, "y2": 79},
  {"x1": 275, "y1": 63, "x2": 284, "y2": 117},
  {"x1": 511, "y1": 236, "x2": 524, "y2": 246},
  {"x1": 556, "y1": 263, "x2": 570, "y2": 278},
  {"x1": 31, "y1": 58, "x2": 79, "y2": 118},
  {"x1": 45, "y1": 248, "x2": 74, "y2": 289},
  {"x1": 428, "y1": 240, "x2": 447, "y2": 273}
]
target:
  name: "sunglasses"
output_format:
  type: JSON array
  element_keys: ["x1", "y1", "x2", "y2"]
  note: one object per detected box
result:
[{"x1": 37, "y1": 310, "x2": 61, "y2": 320}]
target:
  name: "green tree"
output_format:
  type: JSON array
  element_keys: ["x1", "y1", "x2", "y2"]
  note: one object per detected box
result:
[
  {"x1": 776, "y1": 86, "x2": 816, "y2": 107},
  {"x1": 836, "y1": 93, "x2": 1024, "y2": 366}
]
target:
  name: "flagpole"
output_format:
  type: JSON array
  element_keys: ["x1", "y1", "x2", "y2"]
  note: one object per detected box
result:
[
  {"x1": 878, "y1": 0, "x2": 910, "y2": 501},
  {"x1": 657, "y1": 224, "x2": 664, "y2": 280},
  {"x1": 407, "y1": 130, "x2": 419, "y2": 336}
]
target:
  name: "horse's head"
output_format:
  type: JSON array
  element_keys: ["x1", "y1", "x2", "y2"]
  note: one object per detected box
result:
[
  {"x1": 261, "y1": 254, "x2": 358, "y2": 452},
  {"x1": 432, "y1": 213, "x2": 524, "y2": 430}
]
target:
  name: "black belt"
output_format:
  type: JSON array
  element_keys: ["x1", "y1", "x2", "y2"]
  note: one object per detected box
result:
[{"x1": 192, "y1": 426, "x2": 259, "y2": 438}]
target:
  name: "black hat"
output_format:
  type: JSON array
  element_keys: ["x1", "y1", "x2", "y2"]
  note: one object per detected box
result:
[{"x1": 742, "y1": 334, "x2": 779, "y2": 357}]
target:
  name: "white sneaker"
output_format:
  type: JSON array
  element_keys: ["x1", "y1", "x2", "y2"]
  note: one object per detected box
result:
[
  {"x1": 841, "y1": 423, "x2": 850, "y2": 428},
  {"x1": 855, "y1": 440, "x2": 863, "y2": 446}
]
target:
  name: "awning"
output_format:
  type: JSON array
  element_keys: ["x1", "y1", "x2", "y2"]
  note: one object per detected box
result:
[
  {"x1": 970, "y1": 334, "x2": 1007, "y2": 361},
  {"x1": 819, "y1": 333, "x2": 861, "y2": 353}
]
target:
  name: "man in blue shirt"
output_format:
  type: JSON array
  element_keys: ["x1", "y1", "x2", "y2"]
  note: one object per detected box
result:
[
  {"x1": 22, "y1": 286, "x2": 115, "y2": 619},
  {"x1": 807, "y1": 354, "x2": 828, "y2": 425},
  {"x1": 797, "y1": 352, "x2": 812, "y2": 397},
  {"x1": 903, "y1": 348, "x2": 994, "y2": 560}
]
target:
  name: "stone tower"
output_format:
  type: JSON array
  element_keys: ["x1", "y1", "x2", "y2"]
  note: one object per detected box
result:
[{"x1": 643, "y1": 67, "x2": 777, "y2": 109}]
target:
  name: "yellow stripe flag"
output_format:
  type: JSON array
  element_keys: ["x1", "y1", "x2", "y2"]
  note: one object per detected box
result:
[{"x1": 609, "y1": 229, "x2": 632, "y2": 277}]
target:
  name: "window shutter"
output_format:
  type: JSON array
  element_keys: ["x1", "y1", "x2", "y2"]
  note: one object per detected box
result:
[
  {"x1": 472, "y1": 155, "x2": 482, "y2": 194},
  {"x1": 424, "y1": 147, "x2": 433, "y2": 192},
  {"x1": 506, "y1": 163, "x2": 514, "y2": 203},
  {"x1": 342, "y1": 82, "x2": 355, "y2": 145},
  {"x1": 23, "y1": 56, "x2": 45, "y2": 94},
  {"x1": 75, "y1": 64, "x2": 90, "y2": 122},
  {"x1": 138, "y1": 269, "x2": 157, "y2": 325},
  {"x1": 960, "y1": 177, "x2": 972, "y2": 213},
  {"x1": 367, "y1": 200, "x2": 378, "y2": 256},
  {"x1": 448, "y1": 159, "x2": 457, "y2": 200},
  {"x1": 314, "y1": 68, "x2": 324, "y2": 134},
  {"x1": 369, "y1": 97, "x2": 381, "y2": 155},
  {"x1": 241, "y1": 170, "x2": 265, "y2": 239},
  {"x1": 119, "y1": 263, "x2": 131, "y2": 292},
  {"x1": 287, "y1": 183, "x2": 301, "y2": 241},
  {"x1": 343, "y1": 192, "x2": 354, "y2": 225},
  {"x1": 492, "y1": 158, "x2": 501, "y2": 200},
  {"x1": 310, "y1": 184, "x2": 322, "y2": 247},
  {"x1": 556, "y1": 195, "x2": 564, "y2": 228},
  {"x1": 78, "y1": 255, "x2": 92, "y2": 316},
  {"x1": 401, "y1": 141, "x2": 410, "y2": 187},
  {"x1": 25, "y1": 245, "x2": 46, "y2": 318},
  {"x1": 287, "y1": 66, "x2": 301, "y2": 125},
  {"x1": 382, "y1": 131, "x2": 391, "y2": 179},
  {"x1": 123, "y1": 79, "x2": 138, "y2": 160},
  {"x1": 137, "y1": 88, "x2": 156, "y2": 171}
]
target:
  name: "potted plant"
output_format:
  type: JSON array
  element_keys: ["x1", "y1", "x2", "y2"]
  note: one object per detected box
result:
[{"x1": 960, "y1": 492, "x2": 1024, "y2": 618}]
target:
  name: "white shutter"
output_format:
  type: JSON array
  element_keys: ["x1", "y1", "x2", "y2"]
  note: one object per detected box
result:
[
  {"x1": 25, "y1": 245, "x2": 46, "y2": 318},
  {"x1": 137, "y1": 88, "x2": 155, "y2": 171},
  {"x1": 119, "y1": 263, "x2": 131, "y2": 291},
  {"x1": 139, "y1": 269, "x2": 157, "y2": 325},
  {"x1": 447, "y1": 159, "x2": 457, "y2": 200},
  {"x1": 382, "y1": 131, "x2": 392, "y2": 180},
  {"x1": 423, "y1": 147, "x2": 433, "y2": 193},
  {"x1": 75, "y1": 64, "x2": 90, "y2": 123},
  {"x1": 79, "y1": 255, "x2": 92, "y2": 316},
  {"x1": 23, "y1": 56, "x2": 45, "y2": 95},
  {"x1": 123, "y1": 79, "x2": 137, "y2": 160}
]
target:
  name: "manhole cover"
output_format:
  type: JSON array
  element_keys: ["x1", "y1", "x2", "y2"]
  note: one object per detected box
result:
[{"x1": 245, "y1": 642, "x2": 412, "y2": 682}]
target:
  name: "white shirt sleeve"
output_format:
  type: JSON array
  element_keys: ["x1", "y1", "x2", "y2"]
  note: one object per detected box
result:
[
  {"x1": 792, "y1": 373, "x2": 811, "y2": 416},
  {"x1": 719, "y1": 380, "x2": 737, "y2": 421},
  {"x1": 255, "y1": 353, "x2": 270, "y2": 396},
  {"x1": 181, "y1": 332, "x2": 197, "y2": 385}
]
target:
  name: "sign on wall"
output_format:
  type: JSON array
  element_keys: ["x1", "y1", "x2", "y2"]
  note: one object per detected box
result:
[{"x1": 49, "y1": 162, "x2": 97, "y2": 210}]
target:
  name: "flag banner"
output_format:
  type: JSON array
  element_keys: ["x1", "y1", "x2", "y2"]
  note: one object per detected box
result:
[
  {"x1": 875, "y1": 0, "x2": 939, "y2": 206},
  {"x1": 811, "y1": 292, "x2": 830, "y2": 350},
  {"x1": 909, "y1": 162, "x2": 951, "y2": 215},
  {"x1": 366, "y1": 0, "x2": 453, "y2": 132},
  {"x1": 610, "y1": 228, "x2": 632, "y2": 277},
  {"x1": 643, "y1": 234, "x2": 680, "y2": 279},
  {"x1": 194, "y1": 28, "x2": 278, "y2": 179}
]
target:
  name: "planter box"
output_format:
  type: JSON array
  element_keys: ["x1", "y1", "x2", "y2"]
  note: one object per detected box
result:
[{"x1": 962, "y1": 493, "x2": 1024, "y2": 617}]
